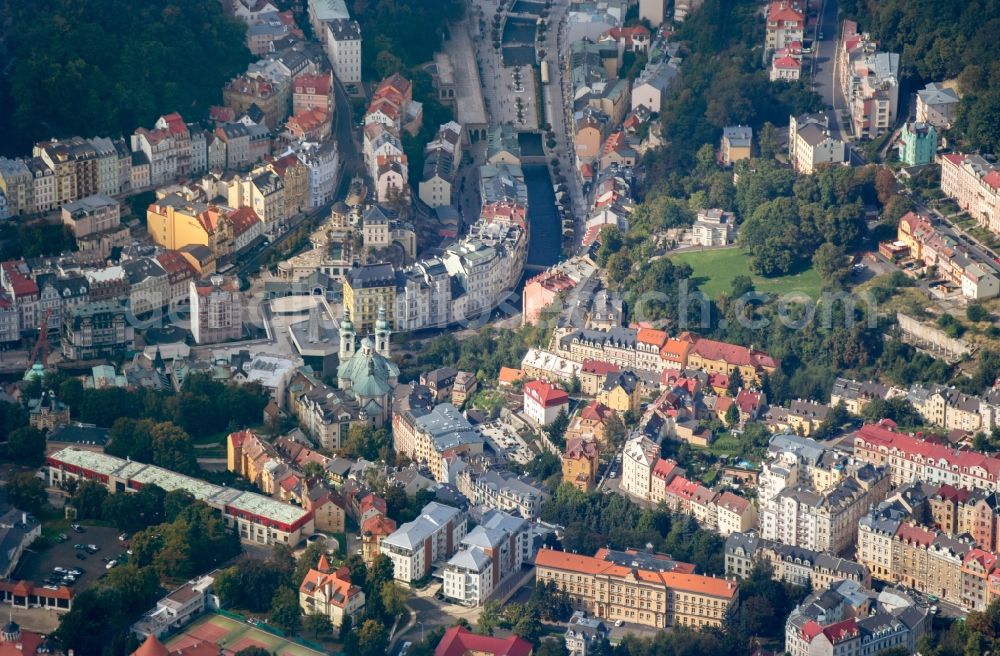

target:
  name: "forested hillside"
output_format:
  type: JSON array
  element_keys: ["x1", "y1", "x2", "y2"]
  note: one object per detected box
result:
[
  {"x1": 0, "y1": 0, "x2": 251, "y2": 155},
  {"x1": 644, "y1": 0, "x2": 821, "y2": 190}
]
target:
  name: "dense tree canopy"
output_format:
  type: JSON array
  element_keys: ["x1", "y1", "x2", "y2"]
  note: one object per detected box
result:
[
  {"x1": 541, "y1": 484, "x2": 725, "y2": 575},
  {"x1": 352, "y1": 0, "x2": 465, "y2": 79},
  {"x1": 643, "y1": 0, "x2": 820, "y2": 187},
  {"x1": 0, "y1": 0, "x2": 251, "y2": 155}
]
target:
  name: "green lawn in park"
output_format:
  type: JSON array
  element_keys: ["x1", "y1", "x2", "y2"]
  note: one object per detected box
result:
[{"x1": 670, "y1": 247, "x2": 824, "y2": 300}]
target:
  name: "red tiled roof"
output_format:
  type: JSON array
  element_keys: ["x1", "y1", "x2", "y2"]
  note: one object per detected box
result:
[
  {"x1": 767, "y1": 1, "x2": 804, "y2": 24},
  {"x1": 581, "y1": 359, "x2": 620, "y2": 376},
  {"x1": 1, "y1": 260, "x2": 39, "y2": 298},
  {"x1": 984, "y1": 170, "x2": 1000, "y2": 191},
  {"x1": 435, "y1": 627, "x2": 532, "y2": 656},
  {"x1": 160, "y1": 113, "x2": 188, "y2": 136},
  {"x1": 821, "y1": 618, "x2": 859, "y2": 644},
  {"x1": 294, "y1": 72, "x2": 333, "y2": 97},
  {"x1": 773, "y1": 56, "x2": 801, "y2": 69},
  {"x1": 564, "y1": 437, "x2": 599, "y2": 460},
  {"x1": 717, "y1": 491, "x2": 750, "y2": 514},
  {"x1": 637, "y1": 327, "x2": 667, "y2": 348},
  {"x1": 134, "y1": 635, "x2": 170, "y2": 656},
  {"x1": 652, "y1": 457, "x2": 680, "y2": 481},
  {"x1": 499, "y1": 367, "x2": 526, "y2": 384},
  {"x1": 801, "y1": 620, "x2": 824, "y2": 641},
  {"x1": 895, "y1": 523, "x2": 935, "y2": 547},
  {"x1": 524, "y1": 380, "x2": 570, "y2": 408},
  {"x1": 579, "y1": 401, "x2": 613, "y2": 422},
  {"x1": 360, "y1": 493, "x2": 387, "y2": 516},
  {"x1": 228, "y1": 207, "x2": 261, "y2": 237},
  {"x1": 156, "y1": 250, "x2": 197, "y2": 276},
  {"x1": 690, "y1": 338, "x2": 778, "y2": 370},
  {"x1": 534, "y1": 548, "x2": 734, "y2": 598},
  {"x1": 736, "y1": 389, "x2": 763, "y2": 414},
  {"x1": 362, "y1": 514, "x2": 397, "y2": 536}
]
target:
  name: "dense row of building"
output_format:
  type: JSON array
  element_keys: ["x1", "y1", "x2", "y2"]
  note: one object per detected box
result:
[{"x1": 621, "y1": 435, "x2": 757, "y2": 536}]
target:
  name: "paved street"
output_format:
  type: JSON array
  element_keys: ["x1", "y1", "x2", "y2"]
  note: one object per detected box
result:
[
  {"x1": 392, "y1": 583, "x2": 483, "y2": 651},
  {"x1": 544, "y1": 0, "x2": 587, "y2": 249},
  {"x1": 472, "y1": 0, "x2": 539, "y2": 129},
  {"x1": 811, "y1": 0, "x2": 844, "y2": 143}
]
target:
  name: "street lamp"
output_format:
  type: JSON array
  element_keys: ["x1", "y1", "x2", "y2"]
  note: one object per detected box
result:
[{"x1": 417, "y1": 621, "x2": 425, "y2": 643}]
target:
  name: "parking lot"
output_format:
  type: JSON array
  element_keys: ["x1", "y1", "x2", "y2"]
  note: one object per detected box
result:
[{"x1": 14, "y1": 525, "x2": 128, "y2": 592}]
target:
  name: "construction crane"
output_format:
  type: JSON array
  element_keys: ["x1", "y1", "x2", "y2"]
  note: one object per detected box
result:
[{"x1": 29, "y1": 309, "x2": 52, "y2": 368}]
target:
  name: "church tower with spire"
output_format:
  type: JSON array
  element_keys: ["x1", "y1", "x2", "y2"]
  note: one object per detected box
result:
[
  {"x1": 339, "y1": 309, "x2": 356, "y2": 363},
  {"x1": 375, "y1": 304, "x2": 391, "y2": 358}
]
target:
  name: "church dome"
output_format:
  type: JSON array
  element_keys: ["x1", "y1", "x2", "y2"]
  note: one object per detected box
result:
[{"x1": 337, "y1": 342, "x2": 399, "y2": 399}]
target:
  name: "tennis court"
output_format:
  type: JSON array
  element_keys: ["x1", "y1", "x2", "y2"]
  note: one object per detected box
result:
[{"x1": 166, "y1": 613, "x2": 325, "y2": 656}]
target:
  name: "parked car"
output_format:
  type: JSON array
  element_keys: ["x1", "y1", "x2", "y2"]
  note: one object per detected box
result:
[
  {"x1": 56, "y1": 533, "x2": 69, "y2": 543},
  {"x1": 75, "y1": 553, "x2": 87, "y2": 561},
  {"x1": 85, "y1": 544, "x2": 100, "y2": 554},
  {"x1": 105, "y1": 560, "x2": 117, "y2": 570},
  {"x1": 118, "y1": 533, "x2": 128, "y2": 541},
  {"x1": 71, "y1": 524, "x2": 85, "y2": 533}
]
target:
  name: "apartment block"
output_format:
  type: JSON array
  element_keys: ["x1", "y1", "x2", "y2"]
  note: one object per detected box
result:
[
  {"x1": 380, "y1": 501, "x2": 467, "y2": 583},
  {"x1": 939, "y1": 153, "x2": 1000, "y2": 235},
  {"x1": 788, "y1": 113, "x2": 847, "y2": 175},
  {"x1": 190, "y1": 276, "x2": 242, "y2": 345},
  {"x1": 838, "y1": 22, "x2": 899, "y2": 139},
  {"x1": 725, "y1": 532, "x2": 870, "y2": 590},
  {"x1": 784, "y1": 580, "x2": 928, "y2": 656},
  {"x1": 759, "y1": 433, "x2": 891, "y2": 554},
  {"x1": 442, "y1": 509, "x2": 531, "y2": 605}
]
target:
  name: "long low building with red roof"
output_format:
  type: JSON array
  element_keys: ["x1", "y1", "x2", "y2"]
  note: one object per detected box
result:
[
  {"x1": 534, "y1": 547, "x2": 738, "y2": 630},
  {"x1": 47, "y1": 447, "x2": 313, "y2": 546}
]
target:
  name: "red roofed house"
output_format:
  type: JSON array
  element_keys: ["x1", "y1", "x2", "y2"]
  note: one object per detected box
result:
[
  {"x1": 534, "y1": 548, "x2": 738, "y2": 629},
  {"x1": 299, "y1": 560, "x2": 366, "y2": 628},
  {"x1": 498, "y1": 367, "x2": 527, "y2": 386},
  {"x1": 522, "y1": 270, "x2": 577, "y2": 327},
  {"x1": 523, "y1": 380, "x2": 570, "y2": 427},
  {"x1": 735, "y1": 389, "x2": 765, "y2": 421},
  {"x1": 635, "y1": 327, "x2": 668, "y2": 372},
  {"x1": 649, "y1": 458, "x2": 684, "y2": 505},
  {"x1": 600, "y1": 131, "x2": 637, "y2": 170},
  {"x1": 686, "y1": 337, "x2": 779, "y2": 385},
  {"x1": 715, "y1": 491, "x2": 756, "y2": 536},
  {"x1": 598, "y1": 25, "x2": 651, "y2": 54},
  {"x1": 361, "y1": 514, "x2": 398, "y2": 566},
  {"x1": 566, "y1": 401, "x2": 615, "y2": 444},
  {"x1": 579, "y1": 359, "x2": 621, "y2": 395},
  {"x1": 765, "y1": 1, "x2": 804, "y2": 53},
  {"x1": 435, "y1": 626, "x2": 532, "y2": 656},
  {"x1": 154, "y1": 249, "x2": 198, "y2": 309},
  {"x1": 562, "y1": 438, "x2": 600, "y2": 491},
  {"x1": 286, "y1": 108, "x2": 332, "y2": 142},
  {"x1": 770, "y1": 54, "x2": 801, "y2": 81},
  {"x1": 293, "y1": 71, "x2": 334, "y2": 114},
  {"x1": 0, "y1": 260, "x2": 40, "y2": 332}
]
